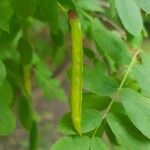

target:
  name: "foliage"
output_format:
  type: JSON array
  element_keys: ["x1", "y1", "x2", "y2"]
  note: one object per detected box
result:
[{"x1": 0, "y1": 0, "x2": 150, "y2": 149}]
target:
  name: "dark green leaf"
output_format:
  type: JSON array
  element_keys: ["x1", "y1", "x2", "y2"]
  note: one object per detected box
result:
[
  {"x1": 17, "y1": 37, "x2": 33, "y2": 65},
  {"x1": 0, "y1": 81, "x2": 13, "y2": 106},
  {"x1": 0, "y1": 0, "x2": 13, "y2": 32},
  {"x1": 57, "y1": 109, "x2": 102, "y2": 135},
  {"x1": 83, "y1": 93, "x2": 111, "y2": 111},
  {"x1": 18, "y1": 95, "x2": 33, "y2": 130},
  {"x1": 51, "y1": 29, "x2": 64, "y2": 48},
  {"x1": 11, "y1": 0, "x2": 36, "y2": 18},
  {"x1": 83, "y1": 48, "x2": 95, "y2": 59},
  {"x1": 0, "y1": 101, "x2": 16, "y2": 135},
  {"x1": 105, "y1": 121, "x2": 118, "y2": 145},
  {"x1": 4, "y1": 60, "x2": 21, "y2": 89},
  {"x1": 121, "y1": 88, "x2": 150, "y2": 139},
  {"x1": 110, "y1": 102, "x2": 126, "y2": 114},
  {"x1": 29, "y1": 121, "x2": 39, "y2": 150},
  {"x1": 35, "y1": 0, "x2": 58, "y2": 32},
  {"x1": 114, "y1": 0, "x2": 143, "y2": 35},
  {"x1": 0, "y1": 60, "x2": 6, "y2": 85}
]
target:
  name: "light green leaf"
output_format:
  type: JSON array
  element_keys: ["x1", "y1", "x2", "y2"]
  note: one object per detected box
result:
[
  {"x1": 11, "y1": 0, "x2": 36, "y2": 18},
  {"x1": 90, "y1": 137, "x2": 109, "y2": 150},
  {"x1": 0, "y1": 0, "x2": 13, "y2": 32},
  {"x1": 51, "y1": 136, "x2": 109, "y2": 150},
  {"x1": 57, "y1": 109, "x2": 102, "y2": 135},
  {"x1": 121, "y1": 88, "x2": 150, "y2": 139},
  {"x1": 107, "y1": 113, "x2": 150, "y2": 150},
  {"x1": 133, "y1": 53, "x2": 150, "y2": 98},
  {"x1": 35, "y1": 60, "x2": 66, "y2": 101},
  {"x1": 0, "y1": 101, "x2": 16, "y2": 135},
  {"x1": 113, "y1": 145, "x2": 126, "y2": 150},
  {"x1": 92, "y1": 19, "x2": 131, "y2": 66},
  {"x1": 84, "y1": 62, "x2": 118, "y2": 96},
  {"x1": 0, "y1": 81, "x2": 13, "y2": 106},
  {"x1": 114, "y1": 0, "x2": 143, "y2": 35},
  {"x1": 135, "y1": 0, "x2": 150, "y2": 14},
  {"x1": 0, "y1": 60, "x2": 6, "y2": 85},
  {"x1": 77, "y1": 0, "x2": 104, "y2": 12},
  {"x1": 108, "y1": 0, "x2": 116, "y2": 17},
  {"x1": 51, "y1": 136, "x2": 91, "y2": 150},
  {"x1": 83, "y1": 93, "x2": 111, "y2": 111}
]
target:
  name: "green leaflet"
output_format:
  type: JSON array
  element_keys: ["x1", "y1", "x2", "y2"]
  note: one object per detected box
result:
[
  {"x1": 107, "y1": 113, "x2": 150, "y2": 150},
  {"x1": 35, "y1": 59, "x2": 66, "y2": 101},
  {"x1": 133, "y1": 53, "x2": 150, "y2": 98},
  {"x1": 57, "y1": 109, "x2": 102, "y2": 135},
  {"x1": 17, "y1": 37, "x2": 33, "y2": 65},
  {"x1": 90, "y1": 137, "x2": 109, "y2": 150},
  {"x1": 113, "y1": 146, "x2": 126, "y2": 150},
  {"x1": 11, "y1": 0, "x2": 36, "y2": 18},
  {"x1": 51, "y1": 136, "x2": 108, "y2": 150},
  {"x1": 0, "y1": 60, "x2": 6, "y2": 85},
  {"x1": 34, "y1": 0, "x2": 59, "y2": 32},
  {"x1": 51, "y1": 136, "x2": 91, "y2": 150},
  {"x1": 135, "y1": 0, "x2": 150, "y2": 14},
  {"x1": 0, "y1": 101, "x2": 16, "y2": 135},
  {"x1": 82, "y1": 93, "x2": 111, "y2": 111},
  {"x1": 4, "y1": 60, "x2": 21, "y2": 89},
  {"x1": 114, "y1": 0, "x2": 143, "y2": 35},
  {"x1": 0, "y1": 0, "x2": 13, "y2": 32},
  {"x1": 0, "y1": 81, "x2": 13, "y2": 106},
  {"x1": 108, "y1": 0, "x2": 116, "y2": 17},
  {"x1": 83, "y1": 62, "x2": 118, "y2": 96},
  {"x1": 121, "y1": 88, "x2": 150, "y2": 139},
  {"x1": 127, "y1": 33, "x2": 143, "y2": 49},
  {"x1": 92, "y1": 19, "x2": 131, "y2": 66},
  {"x1": 77, "y1": 0, "x2": 104, "y2": 12}
]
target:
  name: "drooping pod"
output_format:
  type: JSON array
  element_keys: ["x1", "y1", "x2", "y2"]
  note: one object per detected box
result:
[{"x1": 68, "y1": 10, "x2": 83, "y2": 135}]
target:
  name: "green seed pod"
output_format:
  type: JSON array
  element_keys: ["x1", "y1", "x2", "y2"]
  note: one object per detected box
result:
[{"x1": 68, "y1": 10, "x2": 83, "y2": 135}]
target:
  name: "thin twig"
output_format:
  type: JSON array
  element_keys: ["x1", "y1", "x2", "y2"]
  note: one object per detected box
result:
[{"x1": 92, "y1": 50, "x2": 141, "y2": 138}]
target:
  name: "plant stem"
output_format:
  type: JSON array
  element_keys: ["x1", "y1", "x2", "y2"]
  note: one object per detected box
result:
[
  {"x1": 57, "y1": 2, "x2": 68, "y2": 13},
  {"x1": 92, "y1": 50, "x2": 141, "y2": 138}
]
